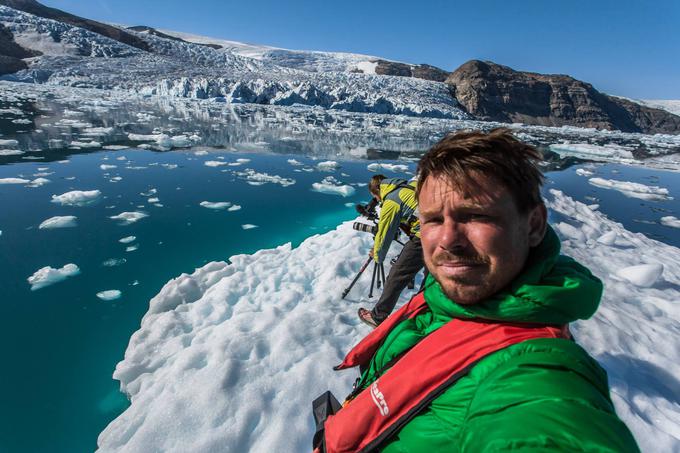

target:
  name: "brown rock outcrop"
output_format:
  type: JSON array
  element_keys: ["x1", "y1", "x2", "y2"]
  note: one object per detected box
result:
[
  {"x1": 375, "y1": 60, "x2": 449, "y2": 82},
  {"x1": 447, "y1": 60, "x2": 680, "y2": 134}
]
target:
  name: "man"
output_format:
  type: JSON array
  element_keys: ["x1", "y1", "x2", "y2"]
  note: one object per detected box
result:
[
  {"x1": 315, "y1": 129, "x2": 638, "y2": 452},
  {"x1": 357, "y1": 175, "x2": 424, "y2": 327}
]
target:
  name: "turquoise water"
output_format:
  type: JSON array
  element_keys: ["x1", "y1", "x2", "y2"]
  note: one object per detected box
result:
[
  {"x1": 1, "y1": 149, "x2": 678, "y2": 452},
  {"x1": 0, "y1": 149, "x2": 391, "y2": 452}
]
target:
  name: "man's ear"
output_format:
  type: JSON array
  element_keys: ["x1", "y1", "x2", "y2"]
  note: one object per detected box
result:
[{"x1": 527, "y1": 203, "x2": 548, "y2": 247}]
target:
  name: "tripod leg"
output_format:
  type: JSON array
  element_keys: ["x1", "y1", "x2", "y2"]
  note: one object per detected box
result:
[
  {"x1": 369, "y1": 261, "x2": 378, "y2": 298},
  {"x1": 341, "y1": 255, "x2": 373, "y2": 299},
  {"x1": 379, "y1": 263, "x2": 386, "y2": 287}
]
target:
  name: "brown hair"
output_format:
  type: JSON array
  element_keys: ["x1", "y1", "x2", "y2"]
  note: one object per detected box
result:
[
  {"x1": 369, "y1": 174, "x2": 386, "y2": 197},
  {"x1": 416, "y1": 128, "x2": 544, "y2": 213}
]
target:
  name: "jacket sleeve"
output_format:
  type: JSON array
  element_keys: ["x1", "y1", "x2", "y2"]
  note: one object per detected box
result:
[
  {"x1": 458, "y1": 350, "x2": 640, "y2": 452},
  {"x1": 373, "y1": 199, "x2": 401, "y2": 263}
]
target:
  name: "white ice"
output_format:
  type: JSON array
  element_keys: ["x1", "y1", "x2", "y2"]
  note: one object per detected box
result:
[
  {"x1": 367, "y1": 163, "x2": 410, "y2": 173},
  {"x1": 227, "y1": 205, "x2": 242, "y2": 212},
  {"x1": 316, "y1": 161, "x2": 340, "y2": 171},
  {"x1": 200, "y1": 201, "x2": 232, "y2": 210},
  {"x1": 97, "y1": 290, "x2": 122, "y2": 301},
  {"x1": 588, "y1": 177, "x2": 673, "y2": 201},
  {"x1": 110, "y1": 212, "x2": 149, "y2": 225},
  {"x1": 311, "y1": 176, "x2": 356, "y2": 197},
  {"x1": 27, "y1": 263, "x2": 80, "y2": 290},
  {"x1": 119, "y1": 236, "x2": 136, "y2": 244},
  {"x1": 0, "y1": 177, "x2": 30, "y2": 184},
  {"x1": 660, "y1": 216, "x2": 680, "y2": 228},
  {"x1": 234, "y1": 169, "x2": 295, "y2": 187},
  {"x1": 241, "y1": 224, "x2": 258, "y2": 230},
  {"x1": 99, "y1": 190, "x2": 680, "y2": 452},
  {"x1": 204, "y1": 161, "x2": 229, "y2": 167},
  {"x1": 38, "y1": 216, "x2": 77, "y2": 229},
  {"x1": 51, "y1": 190, "x2": 102, "y2": 206}
]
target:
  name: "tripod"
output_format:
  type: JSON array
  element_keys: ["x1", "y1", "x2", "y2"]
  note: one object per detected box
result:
[{"x1": 341, "y1": 255, "x2": 386, "y2": 299}]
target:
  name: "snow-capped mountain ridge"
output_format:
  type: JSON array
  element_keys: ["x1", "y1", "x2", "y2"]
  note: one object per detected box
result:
[{"x1": 0, "y1": 4, "x2": 469, "y2": 119}]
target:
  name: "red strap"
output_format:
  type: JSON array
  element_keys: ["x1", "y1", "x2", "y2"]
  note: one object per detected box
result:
[
  {"x1": 335, "y1": 293, "x2": 427, "y2": 370},
  {"x1": 325, "y1": 315, "x2": 565, "y2": 453}
]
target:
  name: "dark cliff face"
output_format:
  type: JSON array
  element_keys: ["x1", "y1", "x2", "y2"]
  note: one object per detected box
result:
[
  {"x1": 446, "y1": 60, "x2": 680, "y2": 134},
  {"x1": 0, "y1": 0, "x2": 151, "y2": 52},
  {"x1": 0, "y1": 23, "x2": 40, "y2": 75},
  {"x1": 374, "y1": 60, "x2": 449, "y2": 82}
]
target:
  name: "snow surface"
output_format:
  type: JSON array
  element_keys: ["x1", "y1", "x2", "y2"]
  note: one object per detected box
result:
[
  {"x1": 38, "y1": 215, "x2": 77, "y2": 229},
  {"x1": 27, "y1": 263, "x2": 80, "y2": 290},
  {"x1": 99, "y1": 190, "x2": 680, "y2": 452}
]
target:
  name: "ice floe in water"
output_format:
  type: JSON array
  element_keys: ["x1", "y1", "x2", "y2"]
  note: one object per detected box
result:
[
  {"x1": 204, "y1": 160, "x2": 229, "y2": 167},
  {"x1": 97, "y1": 290, "x2": 122, "y2": 301},
  {"x1": 27, "y1": 264, "x2": 80, "y2": 290},
  {"x1": 227, "y1": 205, "x2": 242, "y2": 212},
  {"x1": 367, "y1": 163, "x2": 410, "y2": 173},
  {"x1": 99, "y1": 189, "x2": 680, "y2": 452},
  {"x1": 100, "y1": 164, "x2": 117, "y2": 170},
  {"x1": 38, "y1": 216, "x2": 77, "y2": 229},
  {"x1": 588, "y1": 177, "x2": 673, "y2": 201},
  {"x1": 660, "y1": 216, "x2": 680, "y2": 228},
  {"x1": 234, "y1": 169, "x2": 295, "y2": 187},
  {"x1": 51, "y1": 190, "x2": 102, "y2": 206},
  {"x1": 241, "y1": 224, "x2": 258, "y2": 230},
  {"x1": 0, "y1": 177, "x2": 30, "y2": 184},
  {"x1": 317, "y1": 160, "x2": 340, "y2": 171},
  {"x1": 110, "y1": 212, "x2": 149, "y2": 225},
  {"x1": 199, "y1": 201, "x2": 232, "y2": 210},
  {"x1": 119, "y1": 236, "x2": 136, "y2": 244},
  {"x1": 102, "y1": 258, "x2": 127, "y2": 267},
  {"x1": 28, "y1": 178, "x2": 51, "y2": 187},
  {"x1": 126, "y1": 245, "x2": 139, "y2": 252},
  {"x1": 311, "y1": 176, "x2": 356, "y2": 197}
]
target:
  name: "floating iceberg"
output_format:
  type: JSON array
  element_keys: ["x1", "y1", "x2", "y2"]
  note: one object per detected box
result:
[
  {"x1": 38, "y1": 216, "x2": 77, "y2": 229},
  {"x1": 51, "y1": 190, "x2": 102, "y2": 206},
  {"x1": 28, "y1": 264, "x2": 80, "y2": 290}
]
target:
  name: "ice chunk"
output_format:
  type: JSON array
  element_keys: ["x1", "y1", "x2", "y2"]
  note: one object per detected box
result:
[
  {"x1": 0, "y1": 177, "x2": 30, "y2": 184},
  {"x1": 51, "y1": 190, "x2": 101, "y2": 206},
  {"x1": 200, "y1": 201, "x2": 232, "y2": 210},
  {"x1": 241, "y1": 224, "x2": 258, "y2": 230},
  {"x1": 28, "y1": 264, "x2": 80, "y2": 290},
  {"x1": 119, "y1": 236, "x2": 136, "y2": 244},
  {"x1": 234, "y1": 169, "x2": 295, "y2": 186},
  {"x1": 39, "y1": 216, "x2": 77, "y2": 229},
  {"x1": 317, "y1": 161, "x2": 340, "y2": 171},
  {"x1": 126, "y1": 245, "x2": 139, "y2": 252},
  {"x1": 287, "y1": 159, "x2": 302, "y2": 166},
  {"x1": 100, "y1": 164, "x2": 117, "y2": 170},
  {"x1": 102, "y1": 258, "x2": 127, "y2": 267},
  {"x1": 227, "y1": 205, "x2": 242, "y2": 211},
  {"x1": 311, "y1": 176, "x2": 355, "y2": 197},
  {"x1": 596, "y1": 231, "x2": 618, "y2": 245},
  {"x1": 0, "y1": 139, "x2": 19, "y2": 147},
  {"x1": 660, "y1": 216, "x2": 680, "y2": 228},
  {"x1": 29, "y1": 178, "x2": 51, "y2": 187},
  {"x1": 204, "y1": 161, "x2": 229, "y2": 167},
  {"x1": 110, "y1": 212, "x2": 148, "y2": 225},
  {"x1": 0, "y1": 149, "x2": 24, "y2": 156},
  {"x1": 615, "y1": 264, "x2": 664, "y2": 288},
  {"x1": 588, "y1": 178, "x2": 672, "y2": 201},
  {"x1": 97, "y1": 290, "x2": 122, "y2": 301},
  {"x1": 367, "y1": 163, "x2": 410, "y2": 173},
  {"x1": 575, "y1": 168, "x2": 595, "y2": 177}
]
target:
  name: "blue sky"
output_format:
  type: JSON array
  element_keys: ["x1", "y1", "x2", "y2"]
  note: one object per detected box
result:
[{"x1": 42, "y1": 0, "x2": 680, "y2": 99}]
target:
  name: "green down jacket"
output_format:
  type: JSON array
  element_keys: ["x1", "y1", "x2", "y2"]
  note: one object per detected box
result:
[{"x1": 354, "y1": 227, "x2": 639, "y2": 452}]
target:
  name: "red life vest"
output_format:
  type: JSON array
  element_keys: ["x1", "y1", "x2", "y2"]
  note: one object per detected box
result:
[{"x1": 325, "y1": 292, "x2": 569, "y2": 453}]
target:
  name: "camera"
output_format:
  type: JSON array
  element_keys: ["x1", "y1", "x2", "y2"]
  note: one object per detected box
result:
[
  {"x1": 355, "y1": 198, "x2": 378, "y2": 221},
  {"x1": 353, "y1": 221, "x2": 378, "y2": 235}
]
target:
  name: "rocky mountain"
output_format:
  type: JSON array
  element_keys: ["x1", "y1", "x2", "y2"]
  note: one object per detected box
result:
[
  {"x1": 374, "y1": 60, "x2": 449, "y2": 82},
  {"x1": 446, "y1": 60, "x2": 680, "y2": 134},
  {"x1": 0, "y1": 22, "x2": 35, "y2": 74},
  {"x1": 0, "y1": 0, "x2": 150, "y2": 51}
]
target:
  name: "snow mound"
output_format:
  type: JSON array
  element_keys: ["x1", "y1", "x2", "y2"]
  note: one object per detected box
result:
[
  {"x1": 546, "y1": 189, "x2": 680, "y2": 451},
  {"x1": 27, "y1": 263, "x2": 80, "y2": 290}
]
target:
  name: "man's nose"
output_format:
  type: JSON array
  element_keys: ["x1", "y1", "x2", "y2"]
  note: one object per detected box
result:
[{"x1": 439, "y1": 218, "x2": 467, "y2": 251}]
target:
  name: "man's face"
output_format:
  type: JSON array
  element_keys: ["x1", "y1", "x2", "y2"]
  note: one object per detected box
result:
[{"x1": 418, "y1": 173, "x2": 546, "y2": 304}]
